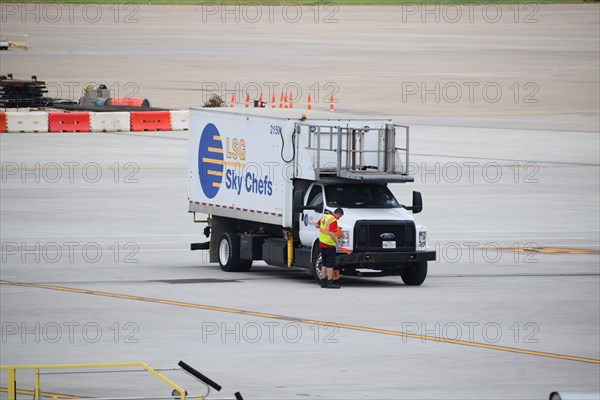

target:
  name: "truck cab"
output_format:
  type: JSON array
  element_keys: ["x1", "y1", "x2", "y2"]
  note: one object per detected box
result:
[{"x1": 298, "y1": 182, "x2": 432, "y2": 285}]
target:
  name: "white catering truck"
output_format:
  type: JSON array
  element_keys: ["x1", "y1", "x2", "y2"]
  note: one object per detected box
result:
[{"x1": 188, "y1": 107, "x2": 436, "y2": 285}]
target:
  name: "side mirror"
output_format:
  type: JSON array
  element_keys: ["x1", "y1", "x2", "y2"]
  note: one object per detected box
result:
[
  {"x1": 293, "y1": 191, "x2": 305, "y2": 213},
  {"x1": 405, "y1": 191, "x2": 423, "y2": 214}
]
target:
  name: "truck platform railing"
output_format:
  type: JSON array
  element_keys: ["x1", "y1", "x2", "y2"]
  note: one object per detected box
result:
[
  {"x1": 295, "y1": 122, "x2": 413, "y2": 182},
  {"x1": 0, "y1": 361, "x2": 244, "y2": 400}
]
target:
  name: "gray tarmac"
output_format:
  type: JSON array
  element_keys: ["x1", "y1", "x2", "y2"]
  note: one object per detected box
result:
[{"x1": 1, "y1": 4, "x2": 599, "y2": 400}]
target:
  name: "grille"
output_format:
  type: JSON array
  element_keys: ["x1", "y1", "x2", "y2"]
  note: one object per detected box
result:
[{"x1": 354, "y1": 220, "x2": 416, "y2": 252}]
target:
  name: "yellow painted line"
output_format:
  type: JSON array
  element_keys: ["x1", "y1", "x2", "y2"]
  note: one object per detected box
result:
[
  {"x1": 207, "y1": 147, "x2": 223, "y2": 154},
  {"x1": 246, "y1": 312, "x2": 280, "y2": 318},
  {"x1": 1, "y1": 280, "x2": 598, "y2": 365},
  {"x1": 0, "y1": 387, "x2": 81, "y2": 399},
  {"x1": 538, "y1": 248, "x2": 560, "y2": 253},
  {"x1": 502, "y1": 247, "x2": 600, "y2": 255},
  {"x1": 570, "y1": 249, "x2": 594, "y2": 254}
]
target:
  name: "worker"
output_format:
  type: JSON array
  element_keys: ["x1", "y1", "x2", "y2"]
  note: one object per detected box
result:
[{"x1": 316, "y1": 208, "x2": 344, "y2": 289}]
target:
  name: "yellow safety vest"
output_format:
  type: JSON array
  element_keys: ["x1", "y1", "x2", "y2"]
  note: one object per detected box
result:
[{"x1": 318, "y1": 214, "x2": 337, "y2": 246}]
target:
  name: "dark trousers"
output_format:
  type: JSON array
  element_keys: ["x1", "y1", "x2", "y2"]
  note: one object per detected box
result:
[{"x1": 321, "y1": 247, "x2": 337, "y2": 268}]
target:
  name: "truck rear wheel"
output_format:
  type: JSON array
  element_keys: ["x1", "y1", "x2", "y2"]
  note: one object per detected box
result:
[
  {"x1": 218, "y1": 232, "x2": 252, "y2": 272},
  {"x1": 400, "y1": 262, "x2": 427, "y2": 285}
]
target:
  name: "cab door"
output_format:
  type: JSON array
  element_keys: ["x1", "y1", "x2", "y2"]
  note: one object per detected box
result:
[{"x1": 299, "y1": 184, "x2": 324, "y2": 246}]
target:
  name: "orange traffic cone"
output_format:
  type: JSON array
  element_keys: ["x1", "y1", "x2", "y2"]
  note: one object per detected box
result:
[
  {"x1": 245, "y1": 94, "x2": 250, "y2": 108},
  {"x1": 271, "y1": 93, "x2": 276, "y2": 108},
  {"x1": 308, "y1": 93, "x2": 312, "y2": 110},
  {"x1": 259, "y1": 93, "x2": 263, "y2": 103},
  {"x1": 289, "y1": 91, "x2": 294, "y2": 109},
  {"x1": 284, "y1": 94, "x2": 289, "y2": 109},
  {"x1": 329, "y1": 95, "x2": 334, "y2": 112},
  {"x1": 230, "y1": 93, "x2": 235, "y2": 108},
  {"x1": 279, "y1": 92, "x2": 284, "y2": 108}
]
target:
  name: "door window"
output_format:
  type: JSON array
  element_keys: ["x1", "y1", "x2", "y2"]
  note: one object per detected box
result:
[{"x1": 306, "y1": 185, "x2": 323, "y2": 212}]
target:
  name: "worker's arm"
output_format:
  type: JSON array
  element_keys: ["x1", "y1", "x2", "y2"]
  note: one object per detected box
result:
[
  {"x1": 329, "y1": 232, "x2": 339, "y2": 246},
  {"x1": 329, "y1": 221, "x2": 341, "y2": 245}
]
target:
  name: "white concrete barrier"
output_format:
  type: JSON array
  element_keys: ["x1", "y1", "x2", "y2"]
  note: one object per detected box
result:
[
  {"x1": 6, "y1": 112, "x2": 48, "y2": 133},
  {"x1": 5, "y1": 110, "x2": 189, "y2": 133},
  {"x1": 170, "y1": 110, "x2": 189, "y2": 131},
  {"x1": 90, "y1": 112, "x2": 131, "y2": 132}
]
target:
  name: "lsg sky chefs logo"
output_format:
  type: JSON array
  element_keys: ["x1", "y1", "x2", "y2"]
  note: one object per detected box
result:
[
  {"x1": 198, "y1": 123, "x2": 273, "y2": 199},
  {"x1": 198, "y1": 123, "x2": 224, "y2": 199}
]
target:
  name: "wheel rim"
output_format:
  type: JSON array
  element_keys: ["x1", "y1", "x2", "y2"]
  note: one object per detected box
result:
[
  {"x1": 219, "y1": 238, "x2": 230, "y2": 265},
  {"x1": 314, "y1": 254, "x2": 323, "y2": 280}
]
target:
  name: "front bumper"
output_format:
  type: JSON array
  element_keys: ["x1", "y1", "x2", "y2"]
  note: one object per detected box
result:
[{"x1": 336, "y1": 250, "x2": 436, "y2": 266}]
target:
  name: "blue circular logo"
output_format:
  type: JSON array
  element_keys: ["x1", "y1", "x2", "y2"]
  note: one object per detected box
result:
[{"x1": 198, "y1": 123, "x2": 224, "y2": 199}]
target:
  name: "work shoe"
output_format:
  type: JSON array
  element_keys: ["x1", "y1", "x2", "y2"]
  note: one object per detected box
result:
[
  {"x1": 320, "y1": 278, "x2": 328, "y2": 288},
  {"x1": 326, "y1": 280, "x2": 341, "y2": 289}
]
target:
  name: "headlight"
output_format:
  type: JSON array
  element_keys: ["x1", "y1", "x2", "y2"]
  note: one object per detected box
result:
[
  {"x1": 418, "y1": 231, "x2": 427, "y2": 248},
  {"x1": 339, "y1": 230, "x2": 350, "y2": 247}
]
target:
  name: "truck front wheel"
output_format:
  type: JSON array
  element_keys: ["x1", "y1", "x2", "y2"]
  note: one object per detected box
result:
[
  {"x1": 218, "y1": 232, "x2": 252, "y2": 272},
  {"x1": 310, "y1": 246, "x2": 324, "y2": 285},
  {"x1": 400, "y1": 262, "x2": 427, "y2": 286}
]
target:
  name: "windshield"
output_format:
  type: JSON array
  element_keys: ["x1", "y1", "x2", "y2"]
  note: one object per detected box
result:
[{"x1": 325, "y1": 184, "x2": 400, "y2": 208}]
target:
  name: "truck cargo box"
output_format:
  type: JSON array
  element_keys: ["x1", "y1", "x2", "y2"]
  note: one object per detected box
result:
[{"x1": 188, "y1": 107, "x2": 409, "y2": 228}]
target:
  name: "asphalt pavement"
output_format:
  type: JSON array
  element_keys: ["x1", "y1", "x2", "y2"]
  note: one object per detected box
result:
[{"x1": 1, "y1": 4, "x2": 599, "y2": 400}]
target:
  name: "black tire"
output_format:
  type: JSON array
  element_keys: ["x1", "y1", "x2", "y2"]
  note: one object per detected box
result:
[
  {"x1": 218, "y1": 232, "x2": 252, "y2": 272},
  {"x1": 238, "y1": 258, "x2": 252, "y2": 272},
  {"x1": 400, "y1": 262, "x2": 427, "y2": 286},
  {"x1": 310, "y1": 245, "x2": 324, "y2": 285}
]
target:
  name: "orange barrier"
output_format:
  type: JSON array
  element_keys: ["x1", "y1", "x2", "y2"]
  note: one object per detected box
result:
[
  {"x1": 48, "y1": 112, "x2": 90, "y2": 132},
  {"x1": 0, "y1": 112, "x2": 6, "y2": 133},
  {"x1": 107, "y1": 98, "x2": 150, "y2": 107},
  {"x1": 130, "y1": 111, "x2": 171, "y2": 131}
]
